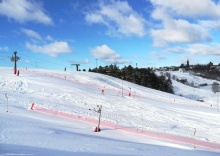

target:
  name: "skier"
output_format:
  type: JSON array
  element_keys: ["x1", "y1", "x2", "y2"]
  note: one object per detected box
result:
[
  {"x1": 101, "y1": 89, "x2": 104, "y2": 95},
  {"x1": 17, "y1": 70, "x2": 20, "y2": 76}
]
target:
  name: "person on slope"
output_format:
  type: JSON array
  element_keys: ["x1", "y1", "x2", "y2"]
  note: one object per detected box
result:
[{"x1": 101, "y1": 89, "x2": 104, "y2": 95}]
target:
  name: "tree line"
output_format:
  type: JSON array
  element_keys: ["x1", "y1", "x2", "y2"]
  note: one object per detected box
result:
[
  {"x1": 191, "y1": 64, "x2": 220, "y2": 81},
  {"x1": 89, "y1": 65, "x2": 173, "y2": 94}
]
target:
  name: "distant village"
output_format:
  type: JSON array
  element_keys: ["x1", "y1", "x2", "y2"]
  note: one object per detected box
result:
[
  {"x1": 157, "y1": 59, "x2": 220, "y2": 72},
  {"x1": 156, "y1": 59, "x2": 220, "y2": 99}
]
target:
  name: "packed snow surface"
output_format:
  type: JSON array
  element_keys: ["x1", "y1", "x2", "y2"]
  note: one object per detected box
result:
[{"x1": 0, "y1": 67, "x2": 220, "y2": 156}]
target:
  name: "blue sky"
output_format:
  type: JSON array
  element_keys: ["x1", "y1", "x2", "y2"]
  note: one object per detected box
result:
[{"x1": 0, "y1": 0, "x2": 220, "y2": 71}]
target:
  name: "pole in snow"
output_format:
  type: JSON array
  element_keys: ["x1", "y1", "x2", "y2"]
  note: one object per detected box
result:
[
  {"x1": 5, "y1": 93, "x2": 8, "y2": 112},
  {"x1": 90, "y1": 105, "x2": 102, "y2": 132},
  {"x1": 193, "y1": 128, "x2": 196, "y2": 148},
  {"x1": 217, "y1": 92, "x2": 219, "y2": 112},
  {"x1": 14, "y1": 51, "x2": 17, "y2": 74},
  {"x1": 121, "y1": 77, "x2": 124, "y2": 97},
  {"x1": 128, "y1": 87, "x2": 131, "y2": 96},
  {"x1": 96, "y1": 59, "x2": 98, "y2": 73}
]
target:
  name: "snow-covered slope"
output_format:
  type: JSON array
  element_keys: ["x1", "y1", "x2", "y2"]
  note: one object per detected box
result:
[
  {"x1": 1, "y1": 67, "x2": 220, "y2": 156},
  {"x1": 166, "y1": 71, "x2": 220, "y2": 106}
]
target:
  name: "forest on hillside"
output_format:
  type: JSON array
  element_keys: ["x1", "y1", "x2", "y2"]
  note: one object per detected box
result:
[
  {"x1": 191, "y1": 64, "x2": 220, "y2": 81},
  {"x1": 89, "y1": 65, "x2": 173, "y2": 94}
]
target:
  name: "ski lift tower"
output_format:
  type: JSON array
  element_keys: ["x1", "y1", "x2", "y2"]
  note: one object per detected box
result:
[{"x1": 71, "y1": 64, "x2": 80, "y2": 71}]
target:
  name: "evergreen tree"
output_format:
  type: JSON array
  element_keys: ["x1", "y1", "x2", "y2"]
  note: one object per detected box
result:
[
  {"x1": 89, "y1": 65, "x2": 174, "y2": 94},
  {"x1": 186, "y1": 59, "x2": 189, "y2": 69}
]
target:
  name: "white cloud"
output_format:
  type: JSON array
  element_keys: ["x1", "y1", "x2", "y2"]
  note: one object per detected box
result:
[
  {"x1": 150, "y1": 51, "x2": 166, "y2": 60},
  {"x1": 187, "y1": 44, "x2": 220, "y2": 55},
  {"x1": 199, "y1": 20, "x2": 220, "y2": 29},
  {"x1": 83, "y1": 59, "x2": 90, "y2": 64},
  {"x1": 21, "y1": 28, "x2": 42, "y2": 40},
  {"x1": 91, "y1": 44, "x2": 129, "y2": 64},
  {"x1": 0, "y1": 0, "x2": 53, "y2": 25},
  {"x1": 45, "y1": 35, "x2": 54, "y2": 41},
  {"x1": 151, "y1": 20, "x2": 211, "y2": 47},
  {"x1": 85, "y1": 0, "x2": 146, "y2": 37},
  {"x1": 21, "y1": 29, "x2": 56, "y2": 43},
  {"x1": 0, "y1": 46, "x2": 8, "y2": 51},
  {"x1": 151, "y1": 19, "x2": 211, "y2": 43},
  {"x1": 150, "y1": 1, "x2": 214, "y2": 47},
  {"x1": 70, "y1": 59, "x2": 90, "y2": 65},
  {"x1": 26, "y1": 41, "x2": 72, "y2": 57},
  {"x1": 165, "y1": 46, "x2": 186, "y2": 53},
  {"x1": 150, "y1": 0, "x2": 220, "y2": 18},
  {"x1": 21, "y1": 29, "x2": 72, "y2": 57}
]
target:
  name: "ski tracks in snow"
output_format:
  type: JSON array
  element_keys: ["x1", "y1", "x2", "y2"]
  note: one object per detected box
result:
[{"x1": 1, "y1": 68, "x2": 220, "y2": 147}]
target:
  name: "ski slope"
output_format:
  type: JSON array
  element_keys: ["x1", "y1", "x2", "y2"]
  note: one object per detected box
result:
[{"x1": 0, "y1": 67, "x2": 220, "y2": 156}]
